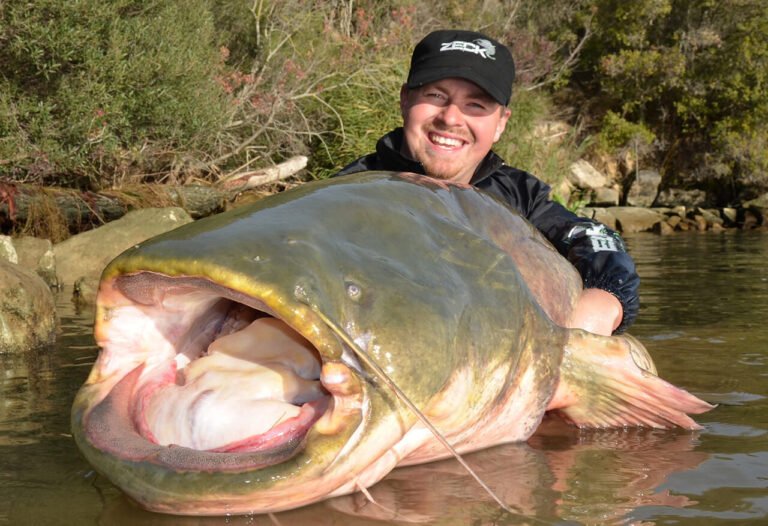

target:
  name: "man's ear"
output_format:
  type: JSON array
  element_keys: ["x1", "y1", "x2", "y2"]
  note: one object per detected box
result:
[
  {"x1": 493, "y1": 107, "x2": 512, "y2": 143},
  {"x1": 399, "y1": 84, "x2": 410, "y2": 118}
]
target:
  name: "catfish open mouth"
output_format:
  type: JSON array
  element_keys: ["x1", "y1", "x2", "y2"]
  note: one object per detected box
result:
[{"x1": 83, "y1": 272, "x2": 363, "y2": 472}]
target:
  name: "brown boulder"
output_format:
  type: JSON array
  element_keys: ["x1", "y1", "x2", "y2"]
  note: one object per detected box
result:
[{"x1": 0, "y1": 260, "x2": 57, "y2": 353}]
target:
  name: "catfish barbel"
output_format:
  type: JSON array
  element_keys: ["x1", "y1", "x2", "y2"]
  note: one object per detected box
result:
[{"x1": 71, "y1": 172, "x2": 713, "y2": 515}]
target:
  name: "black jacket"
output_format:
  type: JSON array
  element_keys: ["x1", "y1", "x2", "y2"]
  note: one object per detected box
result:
[{"x1": 336, "y1": 128, "x2": 640, "y2": 333}]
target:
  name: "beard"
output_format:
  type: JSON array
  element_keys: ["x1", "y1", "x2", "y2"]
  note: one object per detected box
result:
[
  {"x1": 402, "y1": 128, "x2": 478, "y2": 183},
  {"x1": 418, "y1": 157, "x2": 465, "y2": 181}
]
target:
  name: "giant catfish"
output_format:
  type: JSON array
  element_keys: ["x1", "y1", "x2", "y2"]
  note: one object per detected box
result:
[{"x1": 71, "y1": 172, "x2": 713, "y2": 515}]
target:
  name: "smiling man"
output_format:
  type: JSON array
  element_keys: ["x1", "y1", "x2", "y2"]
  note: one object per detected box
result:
[{"x1": 336, "y1": 29, "x2": 639, "y2": 336}]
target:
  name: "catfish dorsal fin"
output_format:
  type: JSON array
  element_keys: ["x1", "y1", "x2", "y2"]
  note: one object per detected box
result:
[{"x1": 547, "y1": 330, "x2": 714, "y2": 430}]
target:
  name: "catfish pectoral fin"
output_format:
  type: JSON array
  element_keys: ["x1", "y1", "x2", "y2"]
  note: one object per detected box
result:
[{"x1": 548, "y1": 330, "x2": 715, "y2": 430}]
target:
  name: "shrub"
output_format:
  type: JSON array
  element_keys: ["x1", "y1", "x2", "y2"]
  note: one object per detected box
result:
[
  {"x1": 0, "y1": 0, "x2": 228, "y2": 188},
  {"x1": 572, "y1": 0, "x2": 768, "y2": 197},
  {"x1": 595, "y1": 111, "x2": 655, "y2": 156},
  {"x1": 496, "y1": 89, "x2": 583, "y2": 188}
]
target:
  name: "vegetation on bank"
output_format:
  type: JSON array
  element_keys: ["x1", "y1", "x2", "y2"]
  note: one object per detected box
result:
[{"x1": 1, "y1": 0, "x2": 766, "y2": 205}]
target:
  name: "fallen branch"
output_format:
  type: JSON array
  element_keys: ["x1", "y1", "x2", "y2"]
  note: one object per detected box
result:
[{"x1": 220, "y1": 155, "x2": 308, "y2": 190}]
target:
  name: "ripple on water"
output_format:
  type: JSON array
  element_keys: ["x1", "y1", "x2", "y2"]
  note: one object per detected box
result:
[
  {"x1": 702, "y1": 391, "x2": 766, "y2": 406},
  {"x1": 661, "y1": 452, "x2": 768, "y2": 494},
  {"x1": 703, "y1": 422, "x2": 767, "y2": 438}
]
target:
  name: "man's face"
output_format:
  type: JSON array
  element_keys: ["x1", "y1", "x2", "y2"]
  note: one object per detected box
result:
[{"x1": 400, "y1": 78, "x2": 511, "y2": 183}]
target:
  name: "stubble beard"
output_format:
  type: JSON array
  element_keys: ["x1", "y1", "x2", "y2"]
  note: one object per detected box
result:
[
  {"x1": 418, "y1": 156, "x2": 465, "y2": 181},
  {"x1": 412, "y1": 127, "x2": 475, "y2": 182}
]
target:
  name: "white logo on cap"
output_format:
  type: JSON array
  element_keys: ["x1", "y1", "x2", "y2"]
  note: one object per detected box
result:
[{"x1": 440, "y1": 39, "x2": 496, "y2": 60}]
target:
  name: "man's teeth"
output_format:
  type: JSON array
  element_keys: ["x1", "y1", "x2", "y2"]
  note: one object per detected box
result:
[{"x1": 430, "y1": 134, "x2": 463, "y2": 147}]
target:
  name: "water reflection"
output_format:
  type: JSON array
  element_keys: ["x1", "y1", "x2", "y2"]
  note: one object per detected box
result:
[
  {"x1": 0, "y1": 347, "x2": 55, "y2": 446},
  {"x1": 626, "y1": 231, "x2": 768, "y2": 331},
  {"x1": 91, "y1": 417, "x2": 708, "y2": 526}
]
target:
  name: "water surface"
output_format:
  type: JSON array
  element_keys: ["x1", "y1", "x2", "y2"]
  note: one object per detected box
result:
[{"x1": 0, "y1": 231, "x2": 766, "y2": 525}]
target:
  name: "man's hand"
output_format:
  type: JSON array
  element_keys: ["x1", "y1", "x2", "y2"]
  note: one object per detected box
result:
[{"x1": 567, "y1": 288, "x2": 623, "y2": 336}]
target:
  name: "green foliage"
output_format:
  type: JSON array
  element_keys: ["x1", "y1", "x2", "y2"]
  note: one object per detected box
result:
[
  {"x1": 0, "y1": 0, "x2": 599, "y2": 188},
  {"x1": 600, "y1": 48, "x2": 686, "y2": 113},
  {"x1": 203, "y1": 1, "x2": 420, "y2": 179},
  {"x1": 495, "y1": 89, "x2": 582, "y2": 187},
  {"x1": 575, "y1": 0, "x2": 768, "y2": 199},
  {"x1": 306, "y1": 61, "x2": 406, "y2": 179},
  {"x1": 712, "y1": 119, "x2": 768, "y2": 192},
  {"x1": 595, "y1": 111, "x2": 656, "y2": 153},
  {"x1": 0, "y1": 0, "x2": 228, "y2": 187}
]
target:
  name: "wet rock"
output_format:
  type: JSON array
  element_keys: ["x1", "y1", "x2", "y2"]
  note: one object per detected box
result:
[
  {"x1": 626, "y1": 170, "x2": 661, "y2": 207},
  {"x1": 693, "y1": 214, "x2": 708, "y2": 231},
  {"x1": 655, "y1": 188, "x2": 707, "y2": 208},
  {"x1": 13, "y1": 236, "x2": 58, "y2": 288},
  {"x1": 569, "y1": 160, "x2": 607, "y2": 190},
  {"x1": 73, "y1": 276, "x2": 98, "y2": 307},
  {"x1": 53, "y1": 207, "x2": 193, "y2": 301},
  {"x1": 0, "y1": 259, "x2": 57, "y2": 353},
  {"x1": 606, "y1": 207, "x2": 665, "y2": 233},
  {"x1": 666, "y1": 215, "x2": 682, "y2": 229},
  {"x1": 654, "y1": 220, "x2": 676, "y2": 235},
  {"x1": 670, "y1": 205, "x2": 687, "y2": 218},
  {"x1": 697, "y1": 208, "x2": 724, "y2": 229}
]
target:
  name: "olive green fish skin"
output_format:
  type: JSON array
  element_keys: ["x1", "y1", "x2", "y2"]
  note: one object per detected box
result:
[{"x1": 73, "y1": 172, "x2": 583, "y2": 514}]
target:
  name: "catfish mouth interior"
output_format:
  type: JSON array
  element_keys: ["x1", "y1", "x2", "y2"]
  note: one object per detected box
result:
[{"x1": 86, "y1": 273, "x2": 360, "y2": 468}]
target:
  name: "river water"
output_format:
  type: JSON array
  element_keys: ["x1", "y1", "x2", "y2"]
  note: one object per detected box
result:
[{"x1": 0, "y1": 231, "x2": 766, "y2": 525}]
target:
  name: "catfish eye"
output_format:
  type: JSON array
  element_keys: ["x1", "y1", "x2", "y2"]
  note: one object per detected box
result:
[{"x1": 345, "y1": 282, "x2": 362, "y2": 301}]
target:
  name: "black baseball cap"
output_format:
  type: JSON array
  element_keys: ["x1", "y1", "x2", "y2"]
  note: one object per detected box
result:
[{"x1": 406, "y1": 29, "x2": 515, "y2": 106}]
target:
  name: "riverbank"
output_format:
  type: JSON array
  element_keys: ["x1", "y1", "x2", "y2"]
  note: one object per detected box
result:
[{"x1": 563, "y1": 159, "x2": 768, "y2": 234}]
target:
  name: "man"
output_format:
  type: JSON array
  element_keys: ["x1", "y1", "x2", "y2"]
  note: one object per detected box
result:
[{"x1": 336, "y1": 29, "x2": 639, "y2": 336}]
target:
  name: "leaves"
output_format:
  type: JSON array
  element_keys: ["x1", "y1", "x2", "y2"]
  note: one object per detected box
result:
[{"x1": 576, "y1": 0, "x2": 768, "y2": 197}]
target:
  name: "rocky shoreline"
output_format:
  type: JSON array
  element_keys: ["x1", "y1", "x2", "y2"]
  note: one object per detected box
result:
[
  {"x1": 565, "y1": 159, "x2": 768, "y2": 234},
  {"x1": 1, "y1": 169, "x2": 766, "y2": 354}
]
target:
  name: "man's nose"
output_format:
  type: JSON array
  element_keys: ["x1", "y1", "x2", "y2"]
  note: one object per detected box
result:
[{"x1": 437, "y1": 103, "x2": 463, "y2": 126}]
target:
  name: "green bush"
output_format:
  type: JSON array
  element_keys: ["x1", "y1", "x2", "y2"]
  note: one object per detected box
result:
[
  {"x1": 573, "y1": 0, "x2": 768, "y2": 198},
  {"x1": 305, "y1": 60, "x2": 406, "y2": 180},
  {"x1": 0, "y1": 0, "x2": 228, "y2": 187},
  {"x1": 595, "y1": 111, "x2": 655, "y2": 155},
  {"x1": 496, "y1": 89, "x2": 583, "y2": 188}
]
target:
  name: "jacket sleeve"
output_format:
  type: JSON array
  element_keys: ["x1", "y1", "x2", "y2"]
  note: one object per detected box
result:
[{"x1": 517, "y1": 175, "x2": 640, "y2": 334}]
